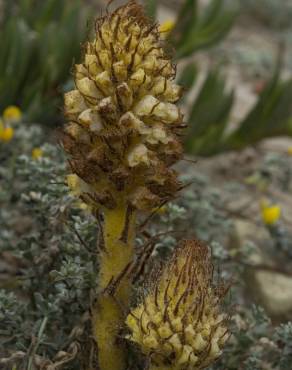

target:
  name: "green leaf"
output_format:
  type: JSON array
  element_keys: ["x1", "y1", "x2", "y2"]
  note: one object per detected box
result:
[
  {"x1": 0, "y1": 19, "x2": 37, "y2": 109},
  {"x1": 226, "y1": 69, "x2": 292, "y2": 150},
  {"x1": 169, "y1": 0, "x2": 198, "y2": 49},
  {"x1": 185, "y1": 69, "x2": 234, "y2": 155},
  {"x1": 37, "y1": 0, "x2": 65, "y2": 29},
  {"x1": 178, "y1": 62, "x2": 198, "y2": 92},
  {"x1": 199, "y1": 0, "x2": 225, "y2": 27},
  {"x1": 145, "y1": 0, "x2": 157, "y2": 20},
  {"x1": 170, "y1": 0, "x2": 237, "y2": 59},
  {"x1": 0, "y1": 0, "x2": 87, "y2": 122}
]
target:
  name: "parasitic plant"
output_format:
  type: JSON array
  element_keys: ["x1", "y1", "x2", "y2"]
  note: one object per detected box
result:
[
  {"x1": 126, "y1": 240, "x2": 229, "y2": 370},
  {"x1": 62, "y1": 1, "x2": 184, "y2": 369}
]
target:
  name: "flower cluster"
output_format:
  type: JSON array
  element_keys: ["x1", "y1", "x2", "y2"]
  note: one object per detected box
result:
[
  {"x1": 126, "y1": 240, "x2": 229, "y2": 369},
  {"x1": 62, "y1": 0, "x2": 184, "y2": 212}
]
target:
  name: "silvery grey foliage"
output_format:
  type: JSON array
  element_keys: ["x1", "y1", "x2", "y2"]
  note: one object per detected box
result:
[
  {"x1": 179, "y1": 173, "x2": 233, "y2": 244},
  {"x1": 0, "y1": 141, "x2": 97, "y2": 369}
]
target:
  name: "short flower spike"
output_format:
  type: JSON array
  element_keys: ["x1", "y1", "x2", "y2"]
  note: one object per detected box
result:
[
  {"x1": 62, "y1": 0, "x2": 184, "y2": 212},
  {"x1": 126, "y1": 240, "x2": 229, "y2": 370}
]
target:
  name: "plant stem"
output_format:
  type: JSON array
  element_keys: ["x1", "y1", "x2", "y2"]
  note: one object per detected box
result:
[
  {"x1": 92, "y1": 200, "x2": 136, "y2": 370},
  {"x1": 27, "y1": 316, "x2": 48, "y2": 370}
]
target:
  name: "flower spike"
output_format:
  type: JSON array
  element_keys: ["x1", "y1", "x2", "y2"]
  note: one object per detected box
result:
[{"x1": 126, "y1": 240, "x2": 229, "y2": 370}]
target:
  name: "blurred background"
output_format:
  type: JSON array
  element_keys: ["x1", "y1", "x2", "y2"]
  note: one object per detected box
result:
[{"x1": 1, "y1": 0, "x2": 292, "y2": 369}]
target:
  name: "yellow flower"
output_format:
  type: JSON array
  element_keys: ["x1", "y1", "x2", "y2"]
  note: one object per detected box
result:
[
  {"x1": 32, "y1": 147, "x2": 43, "y2": 160},
  {"x1": 288, "y1": 147, "x2": 292, "y2": 155},
  {"x1": 159, "y1": 19, "x2": 175, "y2": 33},
  {"x1": 3, "y1": 105, "x2": 22, "y2": 122},
  {"x1": 0, "y1": 125, "x2": 14, "y2": 142},
  {"x1": 260, "y1": 199, "x2": 281, "y2": 225}
]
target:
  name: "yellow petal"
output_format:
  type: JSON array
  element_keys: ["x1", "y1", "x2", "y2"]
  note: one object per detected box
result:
[
  {"x1": 0, "y1": 127, "x2": 14, "y2": 142},
  {"x1": 260, "y1": 200, "x2": 281, "y2": 225},
  {"x1": 159, "y1": 19, "x2": 175, "y2": 34},
  {"x1": 3, "y1": 105, "x2": 22, "y2": 122},
  {"x1": 32, "y1": 148, "x2": 43, "y2": 160}
]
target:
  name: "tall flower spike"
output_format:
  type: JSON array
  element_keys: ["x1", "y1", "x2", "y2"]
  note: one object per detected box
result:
[
  {"x1": 126, "y1": 240, "x2": 229, "y2": 370},
  {"x1": 62, "y1": 0, "x2": 184, "y2": 212},
  {"x1": 62, "y1": 2, "x2": 185, "y2": 370}
]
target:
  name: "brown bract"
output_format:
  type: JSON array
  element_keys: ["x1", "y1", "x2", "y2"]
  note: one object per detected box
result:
[{"x1": 62, "y1": 0, "x2": 184, "y2": 212}]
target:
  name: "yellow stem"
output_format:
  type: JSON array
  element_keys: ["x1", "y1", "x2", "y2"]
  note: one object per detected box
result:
[{"x1": 92, "y1": 200, "x2": 136, "y2": 370}]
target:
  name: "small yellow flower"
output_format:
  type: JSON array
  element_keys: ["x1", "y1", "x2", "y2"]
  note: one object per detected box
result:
[
  {"x1": 287, "y1": 147, "x2": 292, "y2": 155},
  {"x1": 32, "y1": 147, "x2": 43, "y2": 160},
  {"x1": 0, "y1": 126, "x2": 14, "y2": 142},
  {"x1": 3, "y1": 105, "x2": 22, "y2": 122},
  {"x1": 159, "y1": 19, "x2": 175, "y2": 34},
  {"x1": 260, "y1": 199, "x2": 281, "y2": 225}
]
